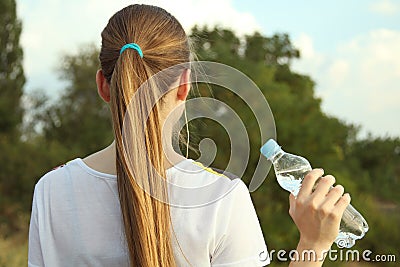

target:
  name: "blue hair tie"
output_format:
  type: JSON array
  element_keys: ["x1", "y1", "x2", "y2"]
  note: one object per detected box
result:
[{"x1": 120, "y1": 43, "x2": 143, "y2": 58}]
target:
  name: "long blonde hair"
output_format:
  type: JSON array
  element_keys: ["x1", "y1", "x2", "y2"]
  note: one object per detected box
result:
[{"x1": 99, "y1": 5, "x2": 190, "y2": 266}]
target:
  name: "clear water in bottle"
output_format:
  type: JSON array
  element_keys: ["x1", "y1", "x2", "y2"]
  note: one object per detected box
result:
[
  {"x1": 261, "y1": 139, "x2": 369, "y2": 248},
  {"x1": 275, "y1": 167, "x2": 309, "y2": 196}
]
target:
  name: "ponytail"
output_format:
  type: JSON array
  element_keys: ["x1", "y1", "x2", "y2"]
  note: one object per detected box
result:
[
  {"x1": 110, "y1": 48, "x2": 176, "y2": 266},
  {"x1": 99, "y1": 5, "x2": 190, "y2": 267}
]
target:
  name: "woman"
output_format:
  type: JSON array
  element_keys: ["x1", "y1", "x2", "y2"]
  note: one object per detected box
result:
[{"x1": 28, "y1": 4, "x2": 350, "y2": 267}]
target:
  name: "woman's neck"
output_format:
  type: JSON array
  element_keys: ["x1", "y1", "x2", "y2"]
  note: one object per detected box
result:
[
  {"x1": 82, "y1": 139, "x2": 186, "y2": 175},
  {"x1": 82, "y1": 142, "x2": 117, "y2": 175}
]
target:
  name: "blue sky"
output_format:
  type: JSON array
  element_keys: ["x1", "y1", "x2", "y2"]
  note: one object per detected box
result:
[
  {"x1": 18, "y1": 0, "x2": 400, "y2": 138},
  {"x1": 229, "y1": 0, "x2": 400, "y2": 138},
  {"x1": 232, "y1": 0, "x2": 400, "y2": 51}
]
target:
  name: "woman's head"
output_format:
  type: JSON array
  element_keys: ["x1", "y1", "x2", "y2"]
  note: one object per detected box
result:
[
  {"x1": 97, "y1": 3, "x2": 192, "y2": 137},
  {"x1": 98, "y1": 4, "x2": 190, "y2": 104},
  {"x1": 97, "y1": 4, "x2": 192, "y2": 267}
]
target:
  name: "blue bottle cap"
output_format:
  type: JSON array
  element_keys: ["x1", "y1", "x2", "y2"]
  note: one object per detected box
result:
[{"x1": 260, "y1": 139, "x2": 281, "y2": 159}]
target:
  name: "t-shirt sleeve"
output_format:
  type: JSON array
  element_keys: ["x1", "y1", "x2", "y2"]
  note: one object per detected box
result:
[
  {"x1": 28, "y1": 185, "x2": 45, "y2": 267},
  {"x1": 210, "y1": 180, "x2": 270, "y2": 266}
]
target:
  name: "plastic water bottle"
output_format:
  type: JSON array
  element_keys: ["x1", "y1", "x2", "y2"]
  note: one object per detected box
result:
[{"x1": 260, "y1": 139, "x2": 369, "y2": 248}]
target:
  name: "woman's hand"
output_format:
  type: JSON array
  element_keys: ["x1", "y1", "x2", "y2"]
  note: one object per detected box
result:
[{"x1": 288, "y1": 168, "x2": 351, "y2": 266}]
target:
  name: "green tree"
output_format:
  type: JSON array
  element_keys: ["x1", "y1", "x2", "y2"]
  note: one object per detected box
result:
[
  {"x1": 38, "y1": 45, "x2": 113, "y2": 156},
  {"x1": 0, "y1": 0, "x2": 27, "y2": 237},
  {"x1": 0, "y1": 0, "x2": 25, "y2": 137},
  {"x1": 245, "y1": 32, "x2": 300, "y2": 66},
  {"x1": 190, "y1": 27, "x2": 399, "y2": 265},
  {"x1": 348, "y1": 136, "x2": 400, "y2": 202},
  {"x1": 191, "y1": 26, "x2": 241, "y2": 65}
]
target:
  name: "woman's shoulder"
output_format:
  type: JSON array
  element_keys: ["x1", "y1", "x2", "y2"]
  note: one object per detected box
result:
[
  {"x1": 33, "y1": 158, "x2": 84, "y2": 194},
  {"x1": 166, "y1": 158, "x2": 248, "y2": 208}
]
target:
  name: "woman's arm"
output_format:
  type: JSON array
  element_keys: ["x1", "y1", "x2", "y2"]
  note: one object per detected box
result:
[
  {"x1": 28, "y1": 185, "x2": 45, "y2": 267},
  {"x1": 287, "y1": 168, "x2": 351, "y2": 267}
]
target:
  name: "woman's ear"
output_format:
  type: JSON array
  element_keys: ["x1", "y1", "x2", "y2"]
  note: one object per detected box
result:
[
  {"x1": 177, "y1": 69, "x2": 191, "y2": 101},
  {"x1": 96, "y1": 69, "x2": 111, "y2": 102}
]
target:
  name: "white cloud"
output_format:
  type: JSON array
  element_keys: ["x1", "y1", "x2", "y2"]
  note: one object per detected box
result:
[
  {"x1": 369, "y1": 0, "x2": 399, "y2": 16},
  {"x1": 293, "y1": 29, "x2": 400, "y2": 137},
  {"x1": 294, "y1": 33, "x2": 324, "y2": 62},
  {"x1": 18, "y1": 0, "x2": 261, "y2": 97},
  {"x1": 291, "y1": 33, "x2": 326, "y2": 89},
  {"x1": 327, "y1": 59, "x2": 349, "y2": 87}
]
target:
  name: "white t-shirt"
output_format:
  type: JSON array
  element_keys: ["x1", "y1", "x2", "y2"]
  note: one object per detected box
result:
[{"x1": 28, "y1": 158, "x2": 270, "y2": 267}]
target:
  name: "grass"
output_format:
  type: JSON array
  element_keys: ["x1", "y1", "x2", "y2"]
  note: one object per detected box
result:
[
  {"x1": 0, "y1": 211, "x2": 29, "y2": 267},
  {"x1": 0, "y1": 232, "x2": 28, "y2": 267}
]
